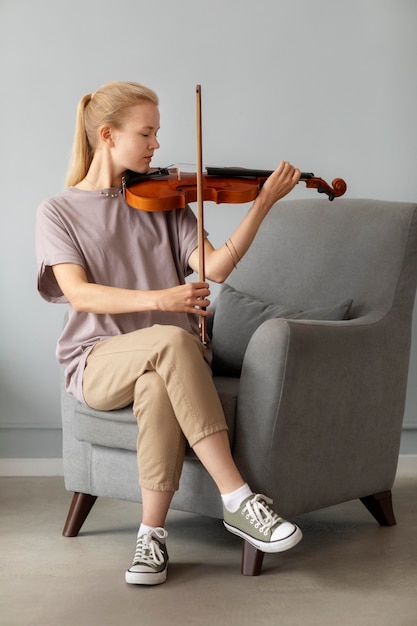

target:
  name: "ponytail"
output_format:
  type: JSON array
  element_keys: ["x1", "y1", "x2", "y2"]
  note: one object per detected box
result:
[{"x1": 65, "y1": 94, "x2": 94, "y2": 187}]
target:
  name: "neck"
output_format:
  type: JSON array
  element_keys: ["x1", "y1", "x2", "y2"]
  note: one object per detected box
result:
[{"x1": 78, "y1": 153, "x2": 124, "y2": 190}]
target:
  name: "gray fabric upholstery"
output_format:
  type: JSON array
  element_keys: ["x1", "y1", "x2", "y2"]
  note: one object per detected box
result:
[
  {"x1": 61, "y1": 198, "x2": 417, "y2": 521},
  {"x1": 211, "y1": 282, "x2": 353, "y2": 374}
]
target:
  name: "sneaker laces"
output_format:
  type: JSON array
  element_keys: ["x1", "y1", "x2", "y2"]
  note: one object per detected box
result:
[
  {"x1": 243, "y1": 494, "x2": 284, "y2": 534},
  {"x1": 132, "y1": 529, "x2": 166, "y2": 566}
]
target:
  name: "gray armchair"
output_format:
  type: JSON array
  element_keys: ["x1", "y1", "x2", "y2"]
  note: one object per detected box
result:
[{"x1": 61, "y1": 198, "x2": 417, "y2": 576}]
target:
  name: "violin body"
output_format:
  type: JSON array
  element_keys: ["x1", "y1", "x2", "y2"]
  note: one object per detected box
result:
[
  {"x1": 124, "y1": 168, "x2": 270, "y2": 212},
  {"x1": 123, "y1": 166, "x2": 347, "y2": 212}
]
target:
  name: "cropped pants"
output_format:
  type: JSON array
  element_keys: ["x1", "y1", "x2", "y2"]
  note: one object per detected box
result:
[{"x1": 82, "y1": 325, "x2": 228, "y2": 492}]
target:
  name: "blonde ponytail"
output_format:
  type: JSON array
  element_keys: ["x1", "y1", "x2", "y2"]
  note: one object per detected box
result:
[{"x1": 65, "y1": 94, "x2": 94, "y2": 187}]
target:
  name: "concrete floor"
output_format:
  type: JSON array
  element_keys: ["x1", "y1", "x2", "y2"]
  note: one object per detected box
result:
[{"x1": 1, "y1": 473, "x2": 417, "y2": 626}]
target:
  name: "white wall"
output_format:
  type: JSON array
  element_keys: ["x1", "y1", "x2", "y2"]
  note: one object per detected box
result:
[{"x1": 1, "y1": 0, "x2": 416, "y2": 460}]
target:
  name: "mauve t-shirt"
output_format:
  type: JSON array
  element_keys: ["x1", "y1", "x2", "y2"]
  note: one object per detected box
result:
[{"x1": 36, "y1": 186, "x2": 205, "y2": 403}]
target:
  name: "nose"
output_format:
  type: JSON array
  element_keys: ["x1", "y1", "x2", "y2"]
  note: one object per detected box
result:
[{"x1": 150, "y1": 136, "x2": 160, "y2": 150}]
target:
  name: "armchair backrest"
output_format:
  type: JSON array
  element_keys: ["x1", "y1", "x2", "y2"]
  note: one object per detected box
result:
[{"x1": 227, "y1": 198, "x2": 417, "y2": 320}]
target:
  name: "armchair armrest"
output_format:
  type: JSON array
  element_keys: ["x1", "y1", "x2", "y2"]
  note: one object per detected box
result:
[{"x1": 232, "y1": 312, "x2": 410, "y2": 516}]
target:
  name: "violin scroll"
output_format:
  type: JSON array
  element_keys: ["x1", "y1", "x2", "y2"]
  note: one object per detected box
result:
[
  {"x1": 301, "y1": 174, "x2": 347, "y2": 201},
  {"x1": 330, "y1": 178, "x2": 348, "y2": 199}
]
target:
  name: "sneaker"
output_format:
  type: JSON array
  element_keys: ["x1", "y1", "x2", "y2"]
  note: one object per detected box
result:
[
  {"x1": 223, "y1": 493, "x2": 302, "y2": 553},
  {"x1": 125, "y1": 527, "x2": 169, "y2": 585}
]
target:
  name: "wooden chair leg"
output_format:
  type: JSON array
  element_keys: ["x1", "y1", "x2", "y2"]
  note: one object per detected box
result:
[
  {"x1": 63, "y1": 492, "x2": 98, "y2": 537},
  {"x1": 360, "y1": 490, "x2": 396, "y2": 526},
  {"x1": 241, "y1": 540, "x2": 265, "y2": 576}
]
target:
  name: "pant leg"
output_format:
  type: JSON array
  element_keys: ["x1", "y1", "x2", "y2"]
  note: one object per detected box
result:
[
  {"x1": 133, "y1": 371, "x2": 186, "y2": 491},
  {"x1": 82, "y1": 325, "x2": 228, "y2": 490},
  {"x1": 83, "y1": 324, "x2": 227, "y2": 446}
]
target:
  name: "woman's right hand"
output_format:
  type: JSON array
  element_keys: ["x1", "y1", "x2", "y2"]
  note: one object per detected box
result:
[{"x1": 156, "y1": 282, "x2": 211, "y2": 315}]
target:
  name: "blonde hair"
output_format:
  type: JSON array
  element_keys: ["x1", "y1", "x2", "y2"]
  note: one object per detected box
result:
[{"x1": 65, "y1": 81, "x2": 159, "y2": 187}]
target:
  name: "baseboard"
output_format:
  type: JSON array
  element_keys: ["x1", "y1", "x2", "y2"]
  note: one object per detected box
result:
[
  {"x1": 0, "y1": 455, "x2": 415, "y2": 478},
  {"x1": 0, "y1": 458, "x2": 64, "y2": 476}
]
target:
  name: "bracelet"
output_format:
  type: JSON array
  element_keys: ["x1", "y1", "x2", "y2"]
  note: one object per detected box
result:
[
  {"x1": 225, "y1": 241, "x2": 237, "y2": 268},
  {"x1": 225, "y1": 239, "x2": 239, "y2": 269},
  {"x1": 228, "y1": 238, "x2": 240, "y2": 263}
]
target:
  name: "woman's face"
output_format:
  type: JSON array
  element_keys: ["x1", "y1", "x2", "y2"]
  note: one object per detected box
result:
[{"x1": 110, "y1": 102, "x2": 160, "y2": 175}]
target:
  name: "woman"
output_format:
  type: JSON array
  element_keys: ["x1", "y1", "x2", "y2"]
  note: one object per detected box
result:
[{"x1": 36, "y1": 81, "x2": 302, "y2": 585}]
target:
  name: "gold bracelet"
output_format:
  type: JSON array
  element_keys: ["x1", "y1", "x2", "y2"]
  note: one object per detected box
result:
[{"x1": 225, "y1": 240, "x2": 237, "y2": 269}]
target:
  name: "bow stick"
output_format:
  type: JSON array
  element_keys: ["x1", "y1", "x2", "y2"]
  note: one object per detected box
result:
[{"x1": 195, "y1": 85, "x2": 207, "y2": 344}]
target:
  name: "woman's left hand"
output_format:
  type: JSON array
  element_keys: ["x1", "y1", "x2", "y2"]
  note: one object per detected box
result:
[{"x1": 259, "y1": 161, "x2": 301, "y2": 206}]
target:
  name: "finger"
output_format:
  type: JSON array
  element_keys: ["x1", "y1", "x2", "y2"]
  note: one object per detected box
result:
[
  {"x1": 194, "y1": 287, "x2": 211, "y2": 298},
  {"x1": 195, "y1": 296, "x2": 210, "y2": 307},
  {"x1": 192, "y1": 306, "x2": 212, "y2": 317},
  {"x1": 271, "y1": 161, "x2": 294, "y2": 181},
  {"x1": 190, "y1": 281, "x2": 210, "y2": 289}
]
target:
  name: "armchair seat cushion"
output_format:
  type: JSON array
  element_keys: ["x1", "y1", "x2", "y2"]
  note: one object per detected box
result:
[{"x1": 72, "y1": 376, "x2": 239, "y2": 455}]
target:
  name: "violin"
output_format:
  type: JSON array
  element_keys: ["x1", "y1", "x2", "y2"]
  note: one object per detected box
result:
[{"x1": 123, "y1": 165, "x2": 347, "y2": 212}]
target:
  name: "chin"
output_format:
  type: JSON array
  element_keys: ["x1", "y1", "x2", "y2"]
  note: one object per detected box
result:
[{"x1": 136, "y1": 165, "x2": 151, "y2": 174}]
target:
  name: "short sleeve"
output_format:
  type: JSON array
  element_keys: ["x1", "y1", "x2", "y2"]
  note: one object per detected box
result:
[{"x1": 36, "y1": 200, "x2": 85, "y2": 303}]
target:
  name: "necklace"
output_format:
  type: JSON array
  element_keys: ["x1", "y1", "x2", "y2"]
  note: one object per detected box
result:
[{"x1": 84, "y1": 177, "x2": 122, "y2": 198}]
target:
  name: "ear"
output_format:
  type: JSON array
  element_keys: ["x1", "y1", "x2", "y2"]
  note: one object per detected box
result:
[{"x1": 99, "y1": 125, "x2": 114, "y2": 147}]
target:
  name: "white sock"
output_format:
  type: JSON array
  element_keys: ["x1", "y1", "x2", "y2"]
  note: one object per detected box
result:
[
  {"x1": 221, "y1": 483, "x2": 253, "y2": 513},
  {"x1": 137, "y1": 523, "x2": 166, "y2": 543}
]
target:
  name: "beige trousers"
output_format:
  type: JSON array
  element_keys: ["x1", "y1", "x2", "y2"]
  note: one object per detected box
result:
[{"x1": 83, "y1": 325, "x2": 228, "y2": 491}]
